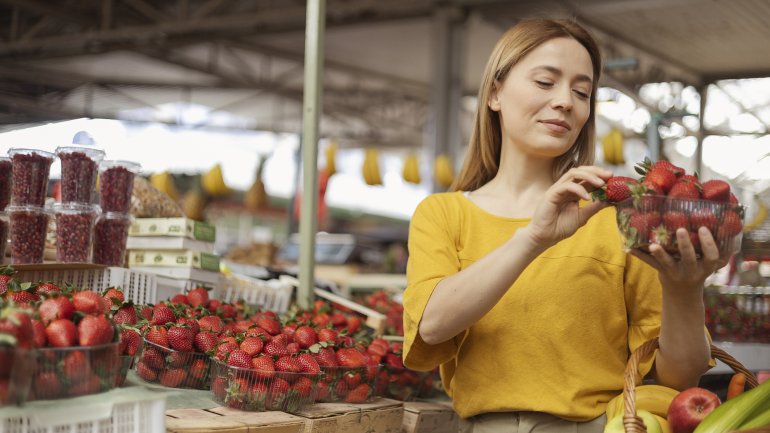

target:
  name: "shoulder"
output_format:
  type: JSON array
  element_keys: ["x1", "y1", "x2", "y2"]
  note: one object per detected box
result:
[{"x1": 414, "y1": 191, "x2": 467, "y2": 216}]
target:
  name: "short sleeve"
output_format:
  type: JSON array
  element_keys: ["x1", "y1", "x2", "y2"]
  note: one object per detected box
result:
[
  {"x1": 402, "y1": 196, "x2": 465, "y2": 371},
  {"x1": 624, "y1": 253, "x2": 663, "y2": 382}
]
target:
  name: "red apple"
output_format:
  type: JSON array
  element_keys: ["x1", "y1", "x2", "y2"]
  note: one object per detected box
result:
[{"x1": 667, "y1": 387, "x2": 721, "y2": 433}]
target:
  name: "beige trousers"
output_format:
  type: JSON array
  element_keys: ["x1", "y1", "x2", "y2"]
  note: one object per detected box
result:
[{"x1": 459, "y1": 412, "x2": 607, "y2": 433}]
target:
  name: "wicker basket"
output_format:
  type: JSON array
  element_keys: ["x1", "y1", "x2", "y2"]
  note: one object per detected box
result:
[{"x1": 622, "y1": 337, "x2": 760, "y2": 433}]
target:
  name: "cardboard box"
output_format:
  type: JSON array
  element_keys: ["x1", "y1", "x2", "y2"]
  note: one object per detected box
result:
[
  {"x1": 130, "y1": 218, "x2": 216, "y2": 242},
  {"x1": 127, "y1": 236, "x2": 215, "y2": 253},
  {"x1": 402, "y1": 401, "x2": 459, "y2": 433},
  {"x1": 294, "y1": 398, "x2": 403, "y2": 433},
  {"x1": 130, "y1": 266, "x2": 222, "y2": 283},
  {"x1": 166, "y1": 408, "x2": 307, "y2": 433},
  {"x1": 128, "y1": 250, "x2": 221, "y2": 271}
]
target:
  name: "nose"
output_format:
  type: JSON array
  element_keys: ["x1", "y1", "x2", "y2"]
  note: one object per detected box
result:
[{"x1": 551, "y1": 84, "x2": 574, "y2": 111}]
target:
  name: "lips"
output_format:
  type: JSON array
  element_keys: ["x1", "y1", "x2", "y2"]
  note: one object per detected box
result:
[{"x1": 540, "y1": 119, "x2": 571, "y2": 131}]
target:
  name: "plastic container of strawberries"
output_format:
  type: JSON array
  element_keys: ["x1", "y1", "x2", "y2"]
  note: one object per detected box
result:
[
  {"x1": 615, "y1": 195, "x2": 745, "y2": 259},
  {"x1": 134, "y1": 339, "x2": 212, "y2": 390},
  {"x1": 209, "y1": 358, "x2": 321, "y2": 413},
  {"x1": 317, "y1": 365, "x2": 380, "y2": 404},
  {"x1": 375, "y1": 365, "x2": 439, "y2": 401},
  {"x1": 28, "y1": 342, "x2": 120, "y2": 401},
  {"x1": 0, "y1": 346, "x2": 36, "y2": 406}
]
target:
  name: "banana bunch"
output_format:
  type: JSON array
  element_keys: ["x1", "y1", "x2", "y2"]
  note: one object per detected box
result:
[
  {"x1": 602, "y1": 129, "x2": 625, "y2": 165},
  {"x1": 202, "y1": 163, "x2": 232, "y2": 197},
  {"x1": 149, "y1": 171, "x2": 180, "y2": 201},
  {"x1": 605, "y1": 385, "x2": 679, "y2": 421},
  {"x1": 325, "y1": 140, "x2": 338, "y2": 177},
  {"x1": 434, "y1": 154, "x2": 454, "y2": 188},
  {"x1": 744, "y1": 197, "x2": 768, "y2": 232},
  {"x1": 402, "y1": 153, "x2": 421, "y2": 184},
  {"x1": 362, "y1": 148, "x2": 382, "y2": 186}
]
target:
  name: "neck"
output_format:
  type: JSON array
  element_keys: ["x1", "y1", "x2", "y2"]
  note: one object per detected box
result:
[{"x1": 489, "y1": 145, "x2": 555, "y2": 194}]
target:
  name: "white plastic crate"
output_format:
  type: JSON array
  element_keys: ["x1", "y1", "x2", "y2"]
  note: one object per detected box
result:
[
  {"x1": 0, "y1": 387, "x2": 166, "y2": 433},
  {"x1": 155, "y1": 275, "x2": 222, "y2": 304},
  {"x1": 13, "y1": 266, "x2": 157, "y2": 306},
  {"x1": 217, "y1": 273, "x2": 293, "y2": 313}
]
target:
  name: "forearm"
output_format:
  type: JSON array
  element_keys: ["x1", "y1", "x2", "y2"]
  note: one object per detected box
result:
[
  {"x1": 653, "y1": 286, "x2": 711, "y2": 390},
  {"x1": 418, "y1": 227, "x2": 546, "y2": 345}
]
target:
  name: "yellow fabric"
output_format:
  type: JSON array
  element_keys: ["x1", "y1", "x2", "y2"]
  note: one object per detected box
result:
[{"x1": 403, "y1": 191, "x2": 664, "y2": 421}]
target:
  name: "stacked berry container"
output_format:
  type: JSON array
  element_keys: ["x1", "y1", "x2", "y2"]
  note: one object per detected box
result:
[
  {"x1": 6, "y1": 148, "x2": 55, "y2": 264},
  {"x1": 93, "y1": 161, "x2": 140, "y2": 266},
  {"x1": 0, "y1": 156, "x2": 11, "y2": 261},
  {"x1": 53, "y1": 146, "x2": 105, "y2": 263}
]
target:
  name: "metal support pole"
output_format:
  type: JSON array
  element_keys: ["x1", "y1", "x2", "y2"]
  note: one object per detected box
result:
[
  {"x1": 696, "y1": 83, "x2": 709, "y2": 176},
  {"x1": 297, "y1": 0, "x2": 325, "y2": 310},
  {"x1": 647, "y1": 113, "x2": 661, "y2": 162}
]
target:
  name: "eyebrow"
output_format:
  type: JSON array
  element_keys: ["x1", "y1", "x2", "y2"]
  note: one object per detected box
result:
[{"x1": 532, "y1": 65, "x2": 593, "y2": 85}]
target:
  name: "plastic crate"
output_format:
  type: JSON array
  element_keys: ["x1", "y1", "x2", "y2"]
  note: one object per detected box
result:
[
  {"x1": 155, "y1": 275, "x2": 221, "y2": 304},
  {"x1": 217, "y1": 274, "x2": 293, "y2": 313},
  {"x1": 0, "y1": 387, "x2": 166, "y2": 433},
  {"x1": 12, "y1": 265, "x2": 156, "y2": 305}
]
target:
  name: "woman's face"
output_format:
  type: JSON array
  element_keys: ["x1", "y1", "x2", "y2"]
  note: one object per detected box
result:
[{"x1": 488, "y1": 37, "x2": 594, "y2": 160}]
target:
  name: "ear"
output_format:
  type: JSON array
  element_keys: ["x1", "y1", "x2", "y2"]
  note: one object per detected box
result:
[{"x1": 487, "y1": 80, "x2": 501, "y2": 112}]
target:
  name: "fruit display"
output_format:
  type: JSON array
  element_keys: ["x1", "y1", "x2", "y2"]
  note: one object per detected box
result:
[
  {"x1": 593, "y1": 158, "x2": 744, "y2": 258},
  {"x1": 51, "y1": 203, "x2": 99, "y2": 263},
  {"x1": 8, "y1": 148, "x2": 54, "y2": 207},
  {"x1": 371, "y1": 338, "x2": 438, "y2": 401},
  {"x1": 7, "y1": 205, "x2": 49, "y2": 264},
  {"x1": 92, "y1": 212, "x2": 133, "y2": 266},
  {"x1": 355, "y1": 290, "x2": 404, "y2": 336},
  {"x1": 56, "y1": 146, "x2": 105, "y2": 204},
  {"x1": 99, "y1": 160, "x2": 141, "y2": 213},
  {"x1": 704, "y1": 286, "x2": 769, "y2": 343},
  {"x1": 0, "y1": 303, "x2": 36, "y2": 406}
]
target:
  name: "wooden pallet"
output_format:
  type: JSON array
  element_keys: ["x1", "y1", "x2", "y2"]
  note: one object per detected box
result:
[
  {"x1": 293, "y1": 398, "x2": 403, "y2": 433},
  {"x1": 166, "y1": 408, "x2": 307, "y2": 433},
  {"x1": 402, "y1": 401, "x2": 459, "y2": 433}
]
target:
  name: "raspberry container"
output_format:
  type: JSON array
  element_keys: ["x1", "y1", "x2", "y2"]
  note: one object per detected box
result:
[
  {"x1": 51, "y1": 203, "x2": 100, "y2": 263},
  {"x1": 704, "y1": 286, "x2": 770, "y2": 344},
  {"x1": 0, "y1": 212, "x2": 8, "y2": 262},
  {"x1": 209, "y1": 358, "x2": 320, "y2": 413},
  {"x1": 93, "y1": 212, "x2": 132, "y2": 266},
  {"x1": 375, "y1": 365, "x2": 439, "y2": 401},
  {"x1": 7, "y1": 205, "x2": 50, "y2": 264},
  {"x1": 317, "y1": 365, "x2": 379, "y2": 404},
  {"x1": 0, "y1": 156, "x2": 11, "y2": 210},
  {"x1": 99, "y1": 160, "x2": 141, "y2": 213},
  {"x1": 135, "y1": 339, "x2": 212, "y2": 390},
  {"x1": 615, "y1": 196, "x2": 745, "y2": 259},
  {"x1": 0, "y1": 347, "x2": 36, "y2": 406},
  {"x1": 56, "y1": 146, "x2": 105, "y2": 204},
  {"x1": 28, "y1": 342, "x2": 120, "y2": 401},
  {"x1": 8, "y1": 148, "x2": 54, "y2": 207}
]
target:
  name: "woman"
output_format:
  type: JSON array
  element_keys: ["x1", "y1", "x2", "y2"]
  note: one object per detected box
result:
[{"x1": 403, "y1": 18, "x2": 721, "y2": 432}]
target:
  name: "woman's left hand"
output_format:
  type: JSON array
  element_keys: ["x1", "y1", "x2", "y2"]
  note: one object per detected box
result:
[{"x1": 629, "y1": 226, "x2": 729, "y2": 294}]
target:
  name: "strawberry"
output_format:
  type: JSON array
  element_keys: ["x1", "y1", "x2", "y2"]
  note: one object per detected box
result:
[
  {"x1": 166, "y1": 351, "x2": 187, "y2": 368},
  {"x1": 680, "y1": 174, "x2": 700, "y2": 186},
  {"x1": 175, "y1": 317, "x2": 200, "y2": 335},
  {"x1": 314, "y1": 347, "x2": 338, "y2": 367},
  {"x1": 170, "y1": 294, "x2": 190, "y2": 305},
  {"x1": 136, "y1": 361, "x2": 158, "y2": 381},
  {"x1": 142, "y1": 347, "x2": 166, "y2": 369},
  {"x1": 366, "y1": 343, "x2": 387, "y2": 361},
  {"x1": 151, "y1": 307, "x2": 175, "y2": 326},
  {"x1": 194, "y1": 331, "x2": 218, "y2": 353},
  {"x1": 0, "y1": 268, "x2": 15, "y2": 295},
  {"x1": 159, "y1": 368, "x2": 187, "y2": 387},
  {"x1": 197, "y1": 315, "x2": 224, "y2": 333},
  {"x1": 245, "y1": 326, "x2": 269, "y2": 339},
  {"x1": 650, "y1": 226, "x2": 673, "y2": 250},
  {"x1": 336, "y1": 347, "x2": 367, "y2": 368},
  {"x1": 211, "y1": 376, "x2": 227, "y2": 400},
  {"x1": 219, "y1": 304, "x2": 237, "y2": 319},
  {"x1": 35, "y1": 282, "x2": 61, "y2": 296},
  {"x1": 718, "y1": 210, "x2": 743, "y2": 237},
  {"x1": 62, "y1": 350, "x2": 90, "y2": 382},
  {"x1": 119, "y1": 328, "x2": 141, "y2": 356},
  {"x1": 215, "y1": 342, "x2": 237, "y2": 361},
  {"x1": 275, "y1": 355, "x2": 303, "y2": 373},
  {"x1": 314, "y1": 380, "x2": 330, "y2": 401},
  {"x1": 701, "y1": 179, "x2": 731, "y2": 202},
  {"x1": 663, "y1": 211, "x2": 689, "y2": 232},
  {"x1": 690, "y1": 208, "x2": 718, "y2": 233},
  {"x1": 5, "y1": 289, "x2": 39, "y2": 306},
  {"x1": 0, "y1": 306, "x2": 34, "y2": 349},
  {"x1": 240, "y1": 337, "x2": 264, "y2": 356},
  {"x1": 333, "y1": 380, "x2": 350, "y2": 399},
  {"x1": 644, "y1": 167, "x2": 677, "y2": 194},
  {"x1": 255, "y1": 316, "x2": 281, "y2": 336},
  {"x1": 346, "y1": 315, "x2": 362, "y2": 334},
  {"x1": 296, "y1": 353, "x2": 321, "y2": 374},
  {"x1": 226, "y1": 349, "x2": 252, "y2": 368},
  {"x1": 31, "y1": 319, "x2": 46, "y2": 348},
  {"x1": 112, "y1": 303, "x2": 138, "y2": 325},
  {"x1": 102, "y1": 287, "x2": 124, "y2": 307},
  {"x1": 286, "y1": 342, "x2": 300, "y2": 354},
  {"x1": 251, "y1": 355, "x2": 276, "y2": 380},
  {"x1": 167, "y1": 325, "x2": 194, "y2": 352},
  {"x1": 651, "y1": 160, "x2": 684, "y2": 177},
  {"x1": 33, "y1": 371, "x2": 63, "y2": 399},
  {"x1": 263, "y1": 338, "x2": 289, "y2": 357},
  {"x1": 69, "y1": 374, "x2": 101, "y2": 396},
  {"x1": 186, "y1": 287, "x2": 209, "y2": 308},
  {"x1": 189, "y1": 358, "x2": 209, "y2": 381},
  {"x1": 385, "y1": 353, "x2": 404, "y2": 368},
  {"x1": 145, "y1": 325, "x2": 169, "y2": 348},
  {"x1": 293, "y1": 376, "x2": 314, "y2": 398},
  {"x1": 72, "y1": 290, "x2": 107, "y2": 315},
  {"x1": 78, "y1": 315, "x2": 115, "y2": 346},
  {"x1": 345, "y1": 383, "x2": 371, "y2": 403},
  {"x1": 267, "y1": 378, "x2": 291, "y2": 409},
  {"x1": 667, "y1": 181, "x2": 700, "y2": 200},
  {"x1": 293, "y1": 326, "x2": 318, "y2": 349},
  {"x1": 45, "y1": 318, "x2": 77, "y2": 347},
  {"x1": 139, "y1": 305, "x2": 154, "y2": 321},
  {"x1": 629, "y1": 211, "x2": 661, "y2": 243},
  {"x1": 592, "y1": 176, "x2": 639, "y2": 203},
  {"x1": 317, "y1": 328, "x2": 338, "y2": 345},
  {"x1": 38, "y1": 296, "x2": 75, "y2": 324}
]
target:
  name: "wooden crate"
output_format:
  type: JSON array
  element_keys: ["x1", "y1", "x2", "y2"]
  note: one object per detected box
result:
[
  {"x1": 402, "y1": 401, "x2": 459, "y2": 433},
  {"x1": 166, "y1": 408, "x2": 308, "y2": 433},
  {"x1": 293, "y1": 398, "x2": 404, "y2": 433}
]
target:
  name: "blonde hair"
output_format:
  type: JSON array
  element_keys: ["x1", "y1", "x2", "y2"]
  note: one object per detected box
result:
[{"x1": 452, "y1": 19, "x2": 602, "y2": 192}]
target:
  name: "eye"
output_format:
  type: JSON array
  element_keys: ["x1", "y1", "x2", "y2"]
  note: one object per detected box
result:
[
  {"x1": 535, "y1": 80, "x2": 553, "y2": 88},
  {"x1": 573, "y1": 89, "x2": 590, "y2": 99}
]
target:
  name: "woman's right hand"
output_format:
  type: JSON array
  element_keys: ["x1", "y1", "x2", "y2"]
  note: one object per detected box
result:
[{"x1": 525, "y1": 166, "x2": 612, "y2": 248}]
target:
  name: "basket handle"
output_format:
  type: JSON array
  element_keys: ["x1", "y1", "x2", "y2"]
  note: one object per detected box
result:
[{"x1": 622, "y1": 337, "x2": 759, "y2": 433}]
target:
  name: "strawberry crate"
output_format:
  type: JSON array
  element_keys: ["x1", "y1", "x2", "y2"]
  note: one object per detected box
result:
[
  {"x1": 0, "y1": 348, "x2": 35, "y2": 407},
  {"x1": 216, "y1": 273, "x2": 293, "y2": 314},
  {"x1": 27, "y1": 342, "x2": 120, "y2": 401},
  {"x1": 375, "y1": 365, "x2": 439, "y2": 401},
  {"x1": 11, "y1": 264, "x2": 156, "y2": 305},
  {"x1": 209, "y1": 358, "x2": 320, "y2": 414},
  {"x1": 317, "y1": 365, "x2": 380, "y2": 404},
  {"x1": 0, "y1": 387, "x2": 166, "y2": 433},
  {"x1": 615, "y1": 196, "x2": 744, "y2": 259},
  {"x1": 135, "y1": 339, "x2": 212, "y2": 390},
  {"x1": 154, "y1": 275, "x2": 220, "y2": 304}
]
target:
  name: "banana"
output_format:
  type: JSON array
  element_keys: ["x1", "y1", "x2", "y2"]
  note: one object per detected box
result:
[
  {"x1": 654, "y1": 414, "x2": 672, "y2": 433},
  {"x1": 202, "y1": 163, "x2": 231, "y2": 197},
  {"x1": 434, "y1": 154, "x2": 454, "y2": 188},
  {"x1": 362, "y1": 148, "x2": 382, "y2": 186},
  {"x1": 744, "y1": 197, "x2": 768, "y2": 232},
  {"x1": 403, "y1": 153, "x2": 421, "y2": 184},
  {"x1": 325, "y1": 140, "x2": 338, "y2": 176},
  {"x1": 605, "y1": 385, "x2": 679, "y2": 420},
  {"x1": 150, "y1": 171, "x2": 179, "y2": 201},
  {"x1": 602, "y1": 129, "x2": 624, "y2": 165}
]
